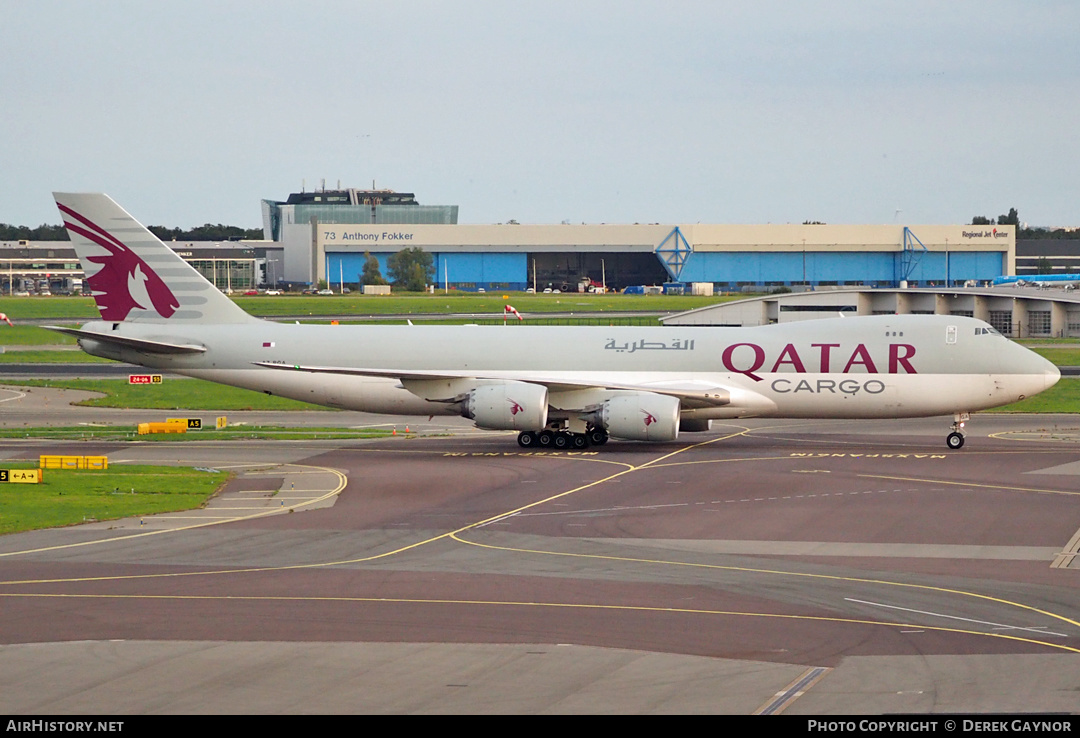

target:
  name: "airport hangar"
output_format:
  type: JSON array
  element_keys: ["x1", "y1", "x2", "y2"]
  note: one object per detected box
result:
[
  {"x1": 261, "y1": 188, "x2": 1017, "y2": 293},
  {"x1": 0, "y1": 187, "x2": 1031, "y2": 297}
]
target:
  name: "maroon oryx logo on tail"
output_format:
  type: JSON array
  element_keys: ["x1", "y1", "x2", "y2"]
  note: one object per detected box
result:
[
  {"x1": 642, "y1": 411, "x2": 657, "y2": 427},
  {"x1": 58, "y1": 203, "x2": 179, "y2": 321}
]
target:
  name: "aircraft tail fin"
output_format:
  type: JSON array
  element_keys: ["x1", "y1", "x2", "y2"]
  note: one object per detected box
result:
[{"x1": 54, "y1": 193, "x2": 256, "y2": 324}]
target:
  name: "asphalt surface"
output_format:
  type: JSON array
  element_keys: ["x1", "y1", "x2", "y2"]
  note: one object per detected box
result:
[{"x1": 1, "y1": 387, "x2": 1079, "y2": 714}]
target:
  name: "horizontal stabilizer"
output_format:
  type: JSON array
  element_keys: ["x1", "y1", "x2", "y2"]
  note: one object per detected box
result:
[{"x1": 45, "y1": 326, "x2": 207, "y2": 354}]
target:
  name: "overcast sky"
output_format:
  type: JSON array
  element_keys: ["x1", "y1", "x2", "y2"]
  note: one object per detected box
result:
[{"x1": 2, "y1": 1, "x2": 1077, "y2": 229}]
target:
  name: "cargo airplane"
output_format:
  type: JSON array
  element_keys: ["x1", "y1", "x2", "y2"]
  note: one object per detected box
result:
[{"x1": 49, "y1": 193, "x2": 1060, "y2": 450}]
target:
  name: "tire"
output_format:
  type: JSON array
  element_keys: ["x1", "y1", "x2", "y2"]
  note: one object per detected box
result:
[
  {"x1": 946, "y1": 432, "x2": 965, "y2": 449},
  {"x1": 538, "y1": 430, "x2": 555, "y2": 447},
  {"x1": 571, "y1": 434, "x2": 588, "y2": 449},
  {"x1": 553, "y1": 433, "x2": 570, "y2": 449},
  {"x1": 588, "y1": 429, "x2": 609, "y2": 446},
  {"x1": 517, "y1": 431, "x2": 537, "y2": 448}
]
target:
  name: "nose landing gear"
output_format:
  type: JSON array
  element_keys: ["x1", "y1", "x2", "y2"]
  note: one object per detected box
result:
[{"x1": 946, "y1": 412, "x2": 969, "y2": 449}]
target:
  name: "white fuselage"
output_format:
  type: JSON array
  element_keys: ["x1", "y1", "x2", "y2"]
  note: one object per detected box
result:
[{"x1": 76, "y1": 314, "x2": 1060, "y2": 421}]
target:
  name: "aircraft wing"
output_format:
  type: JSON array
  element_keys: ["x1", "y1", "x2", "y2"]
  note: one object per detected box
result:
[{"x1": 251, "y1": 361, "x2": 732, "y2": 408}]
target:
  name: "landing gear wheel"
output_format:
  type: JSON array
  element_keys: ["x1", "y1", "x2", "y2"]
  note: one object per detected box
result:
[
  {"x1": 553, "y1": 433, "x2": 570, "y2": 449},
  {"x1": 517, "y1": 431, "x2": 538, "y2": 448},
  {"x1": 587, "y1": 429, "x2": 609, "y2": 446},
  {"x1": 571, "y1": 433, "x2": 589, "y2": 449},
  {"x1": 538, "y1": 430, "x2": 555, "y2": 447},
  {"x1": 946, "y1": 432, "x2": 965, "y2": 450}
]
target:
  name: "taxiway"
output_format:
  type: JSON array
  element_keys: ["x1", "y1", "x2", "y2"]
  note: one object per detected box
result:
[{"x1": 1, "y1": 387, "x2": 1078, "y2": 714}]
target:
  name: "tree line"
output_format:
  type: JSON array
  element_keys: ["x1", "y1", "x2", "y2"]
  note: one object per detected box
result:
[
  {"x1": 361, "y1": 248, "x2": 434, "y2": 292},
  {"x1": 971, "y1": 208, "x2": 1078, "y2": 240},
  {"x1": 0, "y1": 223, "x2": 68, "y2": 240},
  {"x1": 0, "y1": 223, "x2": 263, "y2": 241}
]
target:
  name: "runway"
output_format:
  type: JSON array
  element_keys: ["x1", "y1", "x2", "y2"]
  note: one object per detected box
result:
[{"x1": 1, "y1": 388, "x2": 1079, "y2": 713}]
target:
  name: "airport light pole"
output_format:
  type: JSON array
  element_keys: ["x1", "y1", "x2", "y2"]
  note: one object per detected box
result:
[
  {"x1": 945, "y1": 238, "x2": 950, "y2": 287},
  {"x1": 802, "y1": 239, "x2": 806, "y2": 287}
]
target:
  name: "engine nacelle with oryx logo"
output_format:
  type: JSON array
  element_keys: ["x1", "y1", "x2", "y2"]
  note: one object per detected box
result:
[
  {"x1": 459, "y1": 381, "x2": 549, "y2": 431},
  {"x1": 598, "y1": 393, "x2": 681, "y2": 442}
]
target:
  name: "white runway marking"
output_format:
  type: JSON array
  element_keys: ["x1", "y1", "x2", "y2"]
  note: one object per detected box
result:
[
  {"x1": 0, "y1": 388, "x2": 26, "y2": 404},
  {"x1": 845, "y1": 597, "x2": 1070, "y2": 638}
]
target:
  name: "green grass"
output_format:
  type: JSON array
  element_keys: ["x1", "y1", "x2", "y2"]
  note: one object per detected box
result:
[
  {"x1": 0, "y1": 325, "x2": 79, "y2": 346},
  {"x1": 990, "y1": 377, "x2": 1080, "y2": 413},
  {"x1": 0, "y1": 349, "x2": 111, "y2": 363},
  {"x1": 0, "y1": 293, "x2": 734, "y2": 348},
  {"x1": 233, "y1": 292, "x2": 745, "y2": 316},
  {"x1": 0, "y1": 297, "x2": 98, "y2": 321},
  {"x1": 1019, "y1": 338, "x2": 1080, "y2": 345},
  {"x1": 0, "y1": 463, "x2": 229, "y2": 534},
  {"x1": 0, "y1": 425, "x2": 395, "y2": 441},
  {"x1": 322, "y1": 316, "x2": 665, "y2": 326},
  {"x1": 0, "y1": 292, "x2": 743, "y2": 321},
  {"x1": 7, "y1": 379, "x2": 331, "y2": 411},
  {"x1": 1030, "y1": 348, "x2": 1080, "y2": 366}
]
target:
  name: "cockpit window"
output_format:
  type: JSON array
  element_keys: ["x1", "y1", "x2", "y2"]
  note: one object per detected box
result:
[{"x1": 975, "y1": 327, "x2": 1002, "y2": 336}]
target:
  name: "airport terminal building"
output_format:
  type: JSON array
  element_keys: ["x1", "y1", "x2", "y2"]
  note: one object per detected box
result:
[{"x1": 0, "y1": 241, "x2": 265, "y2": 295}]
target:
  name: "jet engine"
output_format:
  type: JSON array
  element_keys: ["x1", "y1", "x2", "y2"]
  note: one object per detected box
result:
[
  {"x1": 599, "y1": 393, "x2": 680, "y2": 442},
  {"x1": 679, "y1": 418, "x2": 712, "y2": 433},
  {"x1": 460, "y1": 381, "x2": 549, "y2": 431}
]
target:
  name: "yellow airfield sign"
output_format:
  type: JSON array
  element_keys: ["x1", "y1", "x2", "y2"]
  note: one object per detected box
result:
[{"x1": 1, "y1": 469, "x2": 42, "y2": 483}]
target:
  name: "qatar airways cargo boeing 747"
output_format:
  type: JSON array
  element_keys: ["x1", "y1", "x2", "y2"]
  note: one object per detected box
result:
[{"x1": 48, "y1": 193, "x2": 1059, "y2": 450}]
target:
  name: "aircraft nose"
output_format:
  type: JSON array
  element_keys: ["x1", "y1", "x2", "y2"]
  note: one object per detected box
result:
[{"x1": 1045, "y1": 360, "x2": 1061, "y2": 391}]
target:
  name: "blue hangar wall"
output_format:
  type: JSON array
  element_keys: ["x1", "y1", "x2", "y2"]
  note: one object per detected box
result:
[
  {"x1": 324, "y1": 250, "x2": 1005, "y2": 291},
  {"x1": 326, "y1": 252, "x2": 528, "y2": 290},
  {"x1": 676, "y1": 251, "x2": 1004, "y2": 287}
]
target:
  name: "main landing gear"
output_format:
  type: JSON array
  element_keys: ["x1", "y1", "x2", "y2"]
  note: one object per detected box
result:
[
  {"x1": 946, "y1": 412, "x2": 969, "y2": 450},
  {"x1": 517, "y1": 425, "x2": 609, "y2": 450}
]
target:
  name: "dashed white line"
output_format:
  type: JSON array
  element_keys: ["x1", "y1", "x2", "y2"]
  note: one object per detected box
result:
[{"x1": 845, "y1": 597, "x2": 1069, "y2": 638}]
